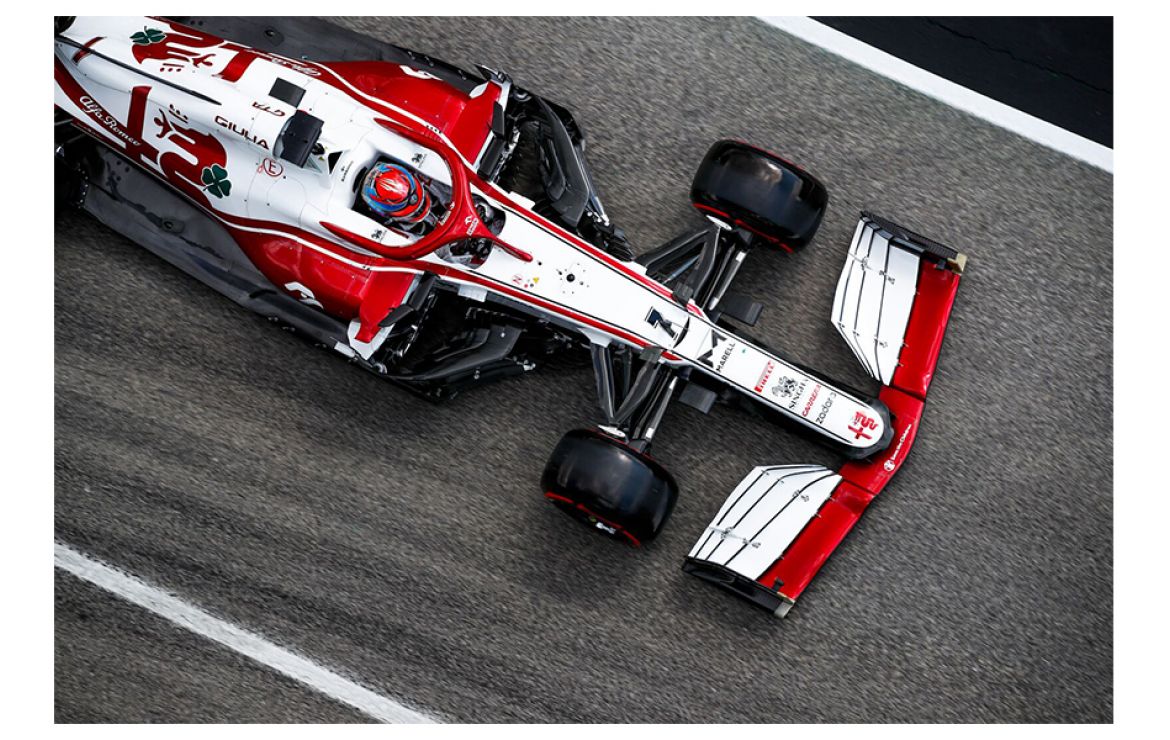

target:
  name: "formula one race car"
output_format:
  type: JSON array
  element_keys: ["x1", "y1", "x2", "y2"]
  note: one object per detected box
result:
[{"x1": 54, "y1": 16, "x2": 966, "y2": 616}]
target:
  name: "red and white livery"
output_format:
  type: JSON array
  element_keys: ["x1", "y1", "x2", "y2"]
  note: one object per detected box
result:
[{"x1": 55, "y1": 16, "x2": 967, "y2": 617}]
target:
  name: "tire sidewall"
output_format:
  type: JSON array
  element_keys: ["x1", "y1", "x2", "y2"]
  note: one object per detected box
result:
[
  {"x1": 541, "y1": 429, "x2": 678, "y2": 544},
  {"x1": 690, "y1": 139, "x2": 828, "y2": 249}
]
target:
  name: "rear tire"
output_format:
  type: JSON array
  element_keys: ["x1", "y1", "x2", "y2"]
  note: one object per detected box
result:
[
  {"x1": 691, "y1": 139, "x2": 828, "y2": 249},
  {"x1": 541, "y1": 429, "x2": 678, "y2": 545}
]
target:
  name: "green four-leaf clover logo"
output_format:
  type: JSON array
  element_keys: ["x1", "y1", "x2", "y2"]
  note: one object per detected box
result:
[
  {"x1": 200, "y1": 164, "x2": 232, "y2": 199},
  {"x1": 130, "y1": 27, "x2": 167, "y2": 46}
]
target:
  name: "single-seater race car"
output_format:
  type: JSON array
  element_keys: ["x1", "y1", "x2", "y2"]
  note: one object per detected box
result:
[{"x1": 54, "y1": 16, "x2": 967, "y2": 617}]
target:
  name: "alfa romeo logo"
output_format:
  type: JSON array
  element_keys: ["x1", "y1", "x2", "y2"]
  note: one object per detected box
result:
[
  {"x1": 130, "y1": 27, "x2": 167, "y2": 46},
  {"x1": 200, "y1": 164, "x2": 232, "y2": 199}
]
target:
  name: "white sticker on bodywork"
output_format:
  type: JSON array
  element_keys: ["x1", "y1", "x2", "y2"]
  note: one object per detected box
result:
[{"x1": 688, "y1": 325, "x2": 885, "y2": 447}]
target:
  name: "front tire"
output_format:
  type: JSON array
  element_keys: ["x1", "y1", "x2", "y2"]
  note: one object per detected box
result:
[
  {"x1": 691, "y1": 139, "x2": 828, "y2": 249},
  {"x1": 541, "y1": 429, "x2": 678, "y2": 545}
]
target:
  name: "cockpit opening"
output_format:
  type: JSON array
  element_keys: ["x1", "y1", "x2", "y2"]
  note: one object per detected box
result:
[{"x1": 352, "y1": 156, "x2": 451, "y2": 239}]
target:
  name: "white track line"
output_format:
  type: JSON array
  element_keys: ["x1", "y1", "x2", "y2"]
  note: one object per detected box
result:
[
  {"x1": 759, "y1": 16, "x2": 1113, "y2": 173},
  {"x1": 54, "y1": 542, "x2": 437, "y2": 724}
]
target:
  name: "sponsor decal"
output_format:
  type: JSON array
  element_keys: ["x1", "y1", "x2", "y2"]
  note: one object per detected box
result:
[
  {"x1": 787, "y1": 382, "x2": 807, "y2": 410},
  {"x1": 849, "y1": 411, "x2": 879, "y2": 441},
  {"x1": 214, "y1": 115, "x2": 269, "y2": 149},
  {"x1": 251, "y1": 101, "x2": 286, "y2": 117},
  {"x1": 801, "y1": 383, "x2": 822, "y2": 417},
  {"x1": 77, "y1": 95, "x2": 142, "y2": 148},
  {"x1": 463, "y1": 213, "x2": 479, "y2": 236},
  {"x1": 771, "y1": 375, "x2": 809, "y2": 411},
  {"x1": 882, "y1": 423, "x2": 913, "y2": 471},
  {"x1": 754, "y1": 361, "x2": 776, "y2": 392},
  {"x1": 258, "y1": 157, "x2": 283, "y2": 177},
  {"x1": 698, "y1": 330, "x2": 736, "y2": 372},
  {"x1": 814, "y1": 391, "x2": 837, "y2": 425},
  {"x1": 200, "y1": 164, "x2": 232, "y2": 198},
  {"x1": 698, "y1": 333, "x2": 718, "y2": 364},
  {"x1": 715, "y1": 341, "x2": 735, "y2": 371},
  {"x1": 266, "y1": 55, "x2": 321, "y2": 76},
  {"x1": 645, "y1": 308, "x2": 678, "y2": 339},
  {"x1": 129, "y1": 27, "x2": 167, "y2": 46},
  {"x1": 771, "y1": 376, "x2": 798, "y2": 398}
]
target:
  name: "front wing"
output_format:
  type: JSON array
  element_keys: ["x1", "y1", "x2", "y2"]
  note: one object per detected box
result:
[{"x1": 683, "y1": 213, "x2": 965, "y2": 616}]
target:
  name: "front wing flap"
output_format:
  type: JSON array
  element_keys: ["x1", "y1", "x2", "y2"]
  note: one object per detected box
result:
[{"x1": 684, "y1": 213, "x2": 965, "y2": 616}]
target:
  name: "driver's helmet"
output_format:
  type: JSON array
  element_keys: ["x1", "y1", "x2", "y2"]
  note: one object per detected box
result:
[{"x1": 361, "y1": 162, "x2": 430, "y2": 225}]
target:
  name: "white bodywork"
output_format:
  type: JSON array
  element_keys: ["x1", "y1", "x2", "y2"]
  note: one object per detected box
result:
[
  {"x1": 832, "y1": 217, "x2": 921, "y2": 384},
  {"x1": 687, "y1": 465, "x2": 842, "y2": 581},
  {"x1": 449, "y1": 210, "x2": 887, "y2": 449}
]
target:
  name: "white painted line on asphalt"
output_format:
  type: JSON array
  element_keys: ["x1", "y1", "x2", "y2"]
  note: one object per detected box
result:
[
  {"x1": 759, "y1": 16, "x2": 1113, "y2": 174},
  {"x1": 54, "y1": 542, "x2": 437, "y2": 724}
]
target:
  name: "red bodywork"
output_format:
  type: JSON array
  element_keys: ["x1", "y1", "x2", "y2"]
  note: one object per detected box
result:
[
  {"x1": 329, "y1": 61, "x2": 500, "y2": 163},
  {"x1": 758, "y1": 262, "x2": 962, "y2": 605}
]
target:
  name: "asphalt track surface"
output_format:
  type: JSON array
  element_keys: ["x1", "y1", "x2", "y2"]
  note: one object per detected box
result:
[{"x1": 54, "y1": 17, "x2": 1113, "y2": 723}]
